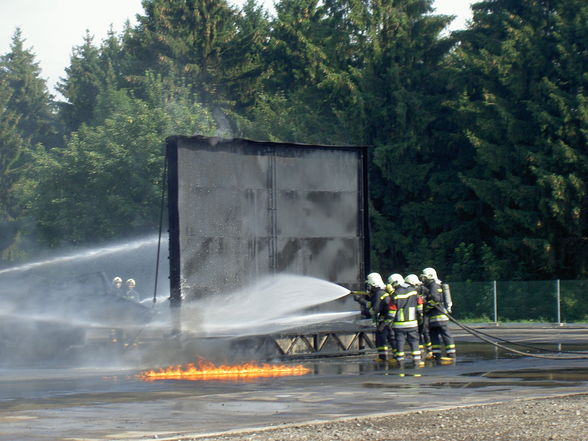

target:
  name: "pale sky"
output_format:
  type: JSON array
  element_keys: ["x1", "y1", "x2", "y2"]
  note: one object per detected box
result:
[{"x1": 0, "y1": 0, "x2": 475, "y2": 96}]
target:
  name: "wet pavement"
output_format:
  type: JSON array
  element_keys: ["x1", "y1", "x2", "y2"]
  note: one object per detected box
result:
[{"x1": 1, "y1": 327, "x2": 588, "y2": 441}]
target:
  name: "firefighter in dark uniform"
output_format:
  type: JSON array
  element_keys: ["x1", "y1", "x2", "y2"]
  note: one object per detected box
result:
[
  {"x1": 124, "y1": 278, "x2": 140, "y2": 302},
  {"x1": 353, "y1": 272, "x2": 392, "y2": 362},
  {"x1": 406, "y1": 273, "x2": 432, "y2": 359},
  {"x1": 383, "y1": 275, "x2": 399, "y2": 361},
  {"x1": 110, "y1": 276, "x2": 125, "y2": 346},
  {"x1": 421, "y1": 267, "x2": 456, "y2": 362},
  {"x1": 387, "y1": 274, "x2": 424, "y2": 368},
  {"x1": 112, "y1": 276, "x2": 124, "y2": 296}
]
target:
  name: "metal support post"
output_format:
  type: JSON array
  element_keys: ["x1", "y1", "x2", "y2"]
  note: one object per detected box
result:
[
  {"x1": 493, "y1": 280, "x2": 498, "y2": 325},
  {"x1": 556, "y1": 279, "x2": 561, "y2": 326}
]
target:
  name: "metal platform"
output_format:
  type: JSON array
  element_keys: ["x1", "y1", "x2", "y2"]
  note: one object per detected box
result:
[{"x1": 229, "y1": 321, "x2": 378, "y2": 359}]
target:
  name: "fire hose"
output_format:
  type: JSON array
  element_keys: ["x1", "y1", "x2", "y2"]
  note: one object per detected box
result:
[{"x1": 442, "y1": 307, "x2": 588, "y2": 360}]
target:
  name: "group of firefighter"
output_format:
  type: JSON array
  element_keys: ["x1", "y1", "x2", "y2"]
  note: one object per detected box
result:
[
  {"x1": 112, "y1": 276, "x2": 142, "y2": 302},
  {"x1": 353, "y1": 267, "x2": 456, "y2": 367}
]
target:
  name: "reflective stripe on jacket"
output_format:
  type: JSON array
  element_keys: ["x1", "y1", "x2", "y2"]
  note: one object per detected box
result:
[
  {"x1": 388, "y1": 285, "x2": 423, "y2": 329},
  {"x1": 425, "y1": 282, "x2": 449, "y2": 324}
]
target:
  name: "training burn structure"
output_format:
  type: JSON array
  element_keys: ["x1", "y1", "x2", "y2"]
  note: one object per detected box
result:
[{"x1": 166, "y1": 136, "x2": 369, "y2": 307}]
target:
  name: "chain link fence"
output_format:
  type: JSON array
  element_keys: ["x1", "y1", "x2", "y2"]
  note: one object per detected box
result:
[{"x1": 449, "y1": 280, "x2": 588, "y2": 324}]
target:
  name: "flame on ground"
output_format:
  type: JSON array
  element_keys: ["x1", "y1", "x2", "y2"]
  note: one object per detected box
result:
[{"x1": 137, "y1": 360, "x2": 311, "y2": 381}]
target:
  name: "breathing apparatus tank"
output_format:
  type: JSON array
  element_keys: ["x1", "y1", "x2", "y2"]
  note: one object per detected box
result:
[{"x1": 442, "y1": 283, "x2": 453, "y2": 313}]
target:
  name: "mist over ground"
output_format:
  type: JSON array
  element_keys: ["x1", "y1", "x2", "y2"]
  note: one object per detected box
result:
[{"x1": 0, "y1": 237, "x2": 357, "y2": 368}]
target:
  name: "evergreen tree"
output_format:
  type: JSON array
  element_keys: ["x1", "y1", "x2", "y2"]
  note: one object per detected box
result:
[
  {"x1": 454, "y1": 0, "x2": 588, "y2": 278},
  {"x1": 91, "y1": 27, "x2": 136, "y2": 126},
  {"x1": 0, "y1": 77, "x2": 26, "y2": 262},
  {"x1": 356, "y1": 0, "x2": 457, "y2": 274},
  {"x1": 126, "y1": 0, "x2": 241, "y2": 108},
  {"x1": 0, "y1": 28, "x2": 57, "y2": 147},
  {"x1": 99, "y1": 26, "x2": 129, "y2": 91},
  {"x1": 238, "y1": 0, "x2": 365, "y2": 144},
  {"x1": 224, "y1": 0, "x2": 271, "y2": 113},
  {"x1": 57, "y1": 32, "x2": 104, "y2": 132}
]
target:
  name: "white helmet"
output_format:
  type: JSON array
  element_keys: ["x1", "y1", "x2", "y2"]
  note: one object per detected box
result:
[
  {"x1": 387, "y1": 273, "x2": 404, "y2": 287},
  {"x1": 405, "y1": 274, "x2": 421, "y2": 286},
  {"x1": 366, "y1": 272, "x2": 385, "y2": 289},
  {"x1": 126, "y1": 278, "x2": 136, "y2": 289},
  {"x1": 112, "y1": 276, "x2": 123, "y2": 286},
  {"x1": 420, "y1": 267, "x2": 438, "y2": 282}
]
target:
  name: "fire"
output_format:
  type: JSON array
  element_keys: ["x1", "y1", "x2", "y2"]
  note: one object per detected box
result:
[{"x1": 137, "y1": 360, "x2": 311, "y2": 381}]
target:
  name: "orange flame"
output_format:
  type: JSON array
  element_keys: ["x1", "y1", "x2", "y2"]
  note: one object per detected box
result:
[{"x1": 137, "y1": 360, "x2": 311, "y2": 381}]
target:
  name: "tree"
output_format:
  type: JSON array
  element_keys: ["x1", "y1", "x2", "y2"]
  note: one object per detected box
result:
[
  {"x1": 223, "y1": 0, "x2": 271, "y2": 113},
  {"x1": 57, "y1": 32, "x2": 104, "y2": 132},
  {"x1": 454, "y1": 0, "x2": 588, "y2": 278},
  {"x1": 125, "y1": 0, "x2": 241, "y2": 108},
  {"x1": 0, "y1": 28, "x2": 57, "y2": 147},
  {"x1": 355, "y1": 0, "x2": 458, "y2": 274},
  {"x1": 21, "y1": 84, "x2": 217, "y2": 247},
  {"x1": 0, "y1": 77, "x2": 27, "y2": 262},
  {"x1": 237, "y1": 0, "x2": 366, "y2": 144}
]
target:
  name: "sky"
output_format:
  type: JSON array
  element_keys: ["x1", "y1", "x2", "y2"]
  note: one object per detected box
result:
[{"x1": 0, "y1": 0, "x2": 476, "y2": 96}]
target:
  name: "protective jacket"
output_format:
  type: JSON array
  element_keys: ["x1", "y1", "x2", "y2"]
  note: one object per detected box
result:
[
  {"x1": 388, "y1": 284, "x2": 423, "y2": 329},
  {"x1": 123, "y1": 289, "x2": 140, "y2": 302},
  {"x1": 424, "y1": 281, "x2": 450, "y2": 326}
]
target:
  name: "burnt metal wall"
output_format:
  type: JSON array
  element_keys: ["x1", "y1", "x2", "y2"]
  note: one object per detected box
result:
[{"x1": 167, "y1": 136, "x2": 369, "y2": 301}]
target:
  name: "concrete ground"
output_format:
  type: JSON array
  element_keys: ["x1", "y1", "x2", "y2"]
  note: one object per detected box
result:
[{"x1": 0, "y1": 325, "x2": 587, "y2": 441}]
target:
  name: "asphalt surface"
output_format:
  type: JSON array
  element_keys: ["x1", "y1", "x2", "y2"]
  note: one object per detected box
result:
[{"x1": 1, "y1": 325, "x2": 588, "y2": 441}]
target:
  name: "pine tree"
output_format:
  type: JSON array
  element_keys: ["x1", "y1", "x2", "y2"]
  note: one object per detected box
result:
[
  {"x1": 0, "y1": 77, "x2": 26, "y2": 261},
  {"x1": 454, "y1": 0, "x2": 588, "y2": 278},
  {"x1": 355, "y1": 0, "x2": 457, "y2": 274},
  {"x1": 224, "y1": 0, "x2": 271, "y2": 113},
  {"x1": 238, "y1": 0, "x2": 366, "y2": 144},
  {"x1": 0, "y1": 28, "x2": 57, "y2": 147},
  {"x1": 57, "y1": 32, "x2": 104, "y2": 132},
  {"x1": 125, "y1": 0, "x2": 241, "y2": 108}
]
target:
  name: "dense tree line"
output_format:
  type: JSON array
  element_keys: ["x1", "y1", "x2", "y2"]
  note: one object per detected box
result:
[{"x1": 0, "y1": 0, "x2": 586, "y2": 282}]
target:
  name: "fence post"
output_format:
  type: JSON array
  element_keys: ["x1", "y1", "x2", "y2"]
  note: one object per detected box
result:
[
  {"x1": 493, "y1": 280, "x2": 498, "y2": 325},
  {"x1": 556, "y1": 279, "x2": 561, "y2": 326}
]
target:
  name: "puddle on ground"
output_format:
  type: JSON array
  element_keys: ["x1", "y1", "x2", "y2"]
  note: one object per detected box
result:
[
  {"x1": 361, "y1": 381, "x2": 422, "y2": 390},
  {"x1": 451, "y1": 342, "x2": 588, "y2": 361},
  {"x1": 465, "y1": 367, "x2": 588, "y2": 382},
  {"x1": 429, "y1": 380, "x2": 582, "y2": 389}
]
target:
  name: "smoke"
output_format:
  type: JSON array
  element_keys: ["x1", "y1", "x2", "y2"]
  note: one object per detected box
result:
[
  {"x1": 0, "y1": 238, "x2": 359, "y2": 369},
  {"x1": 212, "y1": 107, "x2": 234, "y2": 138},
  {"x1": 0, "y1": 235, "x2": 171, "y2": 368}
]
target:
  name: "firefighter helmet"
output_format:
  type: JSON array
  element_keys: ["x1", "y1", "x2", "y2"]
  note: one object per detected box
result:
[
  {"x1": 405, "y1": 274, "x2": 421, "y2": 286},
  {"x1": 126, "y1": 278, "x2": 136, "y2": 289},
  {"x1": 387, "y1": 273, "x2": 404, "y2": 287},
  {"x1": 366, "y1": 272, "x2": 385, "y2": 289},
  {"x1": 420, "y1": 267, "x2": 438, "y2": 281}
]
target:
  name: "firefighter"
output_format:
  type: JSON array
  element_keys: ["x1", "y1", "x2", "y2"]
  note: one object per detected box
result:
[
  {"x1": 406, "y1": 273, "x2": 432, "y2": 359},
  {"x1": 112, "y1": 276, "x2": 124, "y2": 296},
  {"x1": 420, "y1": 267, "x2": 456, "y2": 362},
  {"x1": 387, "y1": 274, "x2": 423, "y2": 368},
  {"x1": 110, "y1": 276, "x2": 125, "y2": 345},
  {"x1": 383, "y1": 274, "x2": 401, "y2": 360},
  {"x1": 352, "y1": 289, "x2": 373, "y2": 320},
  {"x1": 124, "y1": 278, "x2": 140, "y2": 302},
  {"x1": 356, "y1": 272, "x2": 391, "y2": 362}
]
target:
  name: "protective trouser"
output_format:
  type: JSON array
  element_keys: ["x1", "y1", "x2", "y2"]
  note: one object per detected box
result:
[
  {"x1": 430, "y1": 322, "x2": 456, "y2": 358},
  {"x1": 419, "y1": 315, "x2": 432, "y2": 356},
  {"x1": 394, "y1": 327, "x2": 421, "y2": 362},
  {"x1": 375, "y1": 321, "x2": 390, "y2": 360}
]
